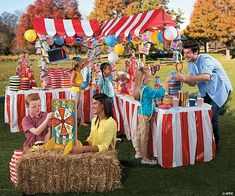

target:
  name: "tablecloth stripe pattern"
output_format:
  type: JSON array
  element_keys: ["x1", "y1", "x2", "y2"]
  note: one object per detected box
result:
[
  {"x1": 5, "y1": 88, "x2": 76, "y2": 132},
  {"x1": 5, "y1": 88, "x2": 215, "y2": 168},
  {"x1": 152, "y1": 107, "x2": 216, "y2": 168}
]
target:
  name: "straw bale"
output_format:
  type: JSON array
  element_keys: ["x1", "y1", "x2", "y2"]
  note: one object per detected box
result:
[{"x1": 16, "y1": 149, "x2": 122, "y2": 194}]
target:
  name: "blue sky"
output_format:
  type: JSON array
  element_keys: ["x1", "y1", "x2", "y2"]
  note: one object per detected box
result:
[{"x1": 0, "y1": 0, "x2": 196, "y2": 29}]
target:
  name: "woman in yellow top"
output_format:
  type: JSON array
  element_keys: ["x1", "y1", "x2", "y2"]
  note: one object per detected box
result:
[
  {"x1": 71, "y1": 93, "x2": 117, "y2": 153},
  {"x1": 70, "y1": 56, "x2": 89, "y2": 126}
]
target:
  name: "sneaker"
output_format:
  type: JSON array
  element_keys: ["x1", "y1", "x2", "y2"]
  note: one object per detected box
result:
[
  {"x1": 141, "y1": 159, "x2": 158, "y2": 165},
  {"x1": 80, "y1": 122, "x2": 89, "y2": 127},
  {"x1": 135, "y1": 154, "x2": 142, "y2": 159},
  {"x1": 116, "y1": 138, "x2": 122, "y2": 144}
]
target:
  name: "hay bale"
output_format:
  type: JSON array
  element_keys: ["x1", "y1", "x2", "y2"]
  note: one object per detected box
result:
[{"x1": 16, "y1": 149, "x2": 122, "y2": 194}]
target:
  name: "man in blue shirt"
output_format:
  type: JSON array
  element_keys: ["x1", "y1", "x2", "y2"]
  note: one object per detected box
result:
[{"x1": 175, "y1": 41, "x2": 232, "y2": 153}]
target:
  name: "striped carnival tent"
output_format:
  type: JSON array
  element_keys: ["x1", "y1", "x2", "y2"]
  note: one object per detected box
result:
[
  {"x1": 33, "y1": 18, "x2": 101, "y2": 37},
  {"x1": 101, "y1": 8, "x2": 176, "y2": 37},
  {"x1": 33, "y1": 8, "x2": 175, "y2": 38}
]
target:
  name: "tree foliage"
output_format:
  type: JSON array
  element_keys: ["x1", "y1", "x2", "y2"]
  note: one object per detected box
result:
[
  {"x1": 0, "y1": 12, "x2": 18, "y2": 54},
  {"x1": 89, "y1": 0, "x2": 126, "y2": 21},
  {"x1": 186, "y1": 0, "x2": 217, "y2": 42},
  {"x1": 214, "y1": 0, "x2": 235, "y2": 48},
  {"x1": 15, "y1": 0, "x2": 82, "y2": 53},
  {"x1": 185, "y1": 0, "x2": 235, "y2": 49},
  {"x1": 89, "y1": 0, "x2": 184, "y2": 26}
]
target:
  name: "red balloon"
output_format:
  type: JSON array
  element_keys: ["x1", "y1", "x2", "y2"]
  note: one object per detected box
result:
[
  {"x1": 65, "y1": 36, "x2": 75, "y2": 45},
  {"x1": 162, "y1": 33, "x2": 171, "y2": 43}
]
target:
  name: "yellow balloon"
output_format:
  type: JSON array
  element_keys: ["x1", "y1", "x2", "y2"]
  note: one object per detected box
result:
[
  {"x1": 150, "y1": 31, "x2": 158, "y2": 44},
  {"x1": 24, "y1": 29, "x2": 37, "y2": 42},
  {"x1": 114, "y1": 44, "x2": 124, "y2": 55}
]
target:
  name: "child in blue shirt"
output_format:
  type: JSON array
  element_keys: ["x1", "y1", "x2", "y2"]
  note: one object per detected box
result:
[
  {"x1": 98, "y1": 62, "x2": 122, "y2": 100},
  {"x1": 133, "y1": 67, "x2": 170, "y2": 165}
]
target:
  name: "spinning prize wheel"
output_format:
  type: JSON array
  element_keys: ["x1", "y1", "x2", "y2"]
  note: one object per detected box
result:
[
  {"x1": 52, "y1": 107, "x2": 75, "y2": 137},
  {"x1": 45, "y1": 99, "x2": 77, "y2": 154}
]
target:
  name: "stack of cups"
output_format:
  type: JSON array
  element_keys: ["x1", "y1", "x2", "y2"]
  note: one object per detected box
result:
[
  {"x1": 197, "y1": 97, "x2": 204, "y2": 106},
  {"x1": 9, "y1": 75, "x2": 21, "y2": 91},
  {"x1": 189, "y1": 98, "x2": 196, "y2": 106},
  {"x1": 9, "y1": 149, "x2": 24, "y2": 185},
  {"x1": 154, "y1": 76, "x2": 161, "y2": 89},
  {"x1": 172, "y1": 97, "x2": 179, "y2": 107},
  {"x1": 21, "y1": 78, "x2": 30, "y2": 90}
]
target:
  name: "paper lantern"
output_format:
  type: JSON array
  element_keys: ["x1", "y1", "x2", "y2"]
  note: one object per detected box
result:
[
  {"x1": 108, "y1": 52, "x2": 118, "y2": 63},
  {"x1": 105, "y1": 35, "x2": 116, "y2": 47},
  {"x1": 54, "y1": 36, "x2": 64, "y2": 45},
  {"x1": 164, "y1": 26, "x2": 178, "y2": 41},
  {"x1": 65, "y1": 36, "x2": 75, "y2": 45},
  {"x1": 24, "y1": 29, "x2": 37, "y2": 42},
  {"x1": 114, "y1": 44, "x2": 124, "y2": 55},
  {"x1": 157, "y1": 31, "x2": 164, "y2": 43}
]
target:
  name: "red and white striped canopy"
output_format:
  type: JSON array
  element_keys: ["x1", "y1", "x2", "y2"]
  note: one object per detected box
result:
[
  {"x1": 34, "y1": 18, "x2": 101, "y2": 37},
  {"x1": 101, "y1": 8, "x2": 176, "y2": 37}
]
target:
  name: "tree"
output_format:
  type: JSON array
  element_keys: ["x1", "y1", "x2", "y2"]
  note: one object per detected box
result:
[
  {"x1": 185, "y1": 0, "x2": 218, "y2": 52},
  {"x1": 184, "y1": 0, "x2": 235, "y2": 56},
  {"x1": 123, "y1": 0, "x2": 164, "y2": 16},
  {"x1": 0, "y1": 12, "x2": 18, "y2": 54},
  {"x1": 214, "y1": 0, "x2": 235, "y2": 59},
  {"x1": 89, "y1": 0, "x2": 126, "y2": 21},
  {"x1": 15, "y1": 0, "x2": 82, "y2": 53},
  {"x1": 89, "y1": 0, "x2": 184, "y2": 27}
]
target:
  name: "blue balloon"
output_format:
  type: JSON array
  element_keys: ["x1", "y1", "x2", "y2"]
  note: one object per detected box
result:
[
  {"x1": 54, "y1": 36, "x2": 64, "y2": 45},
  {"x1": 158, "y1": 31, "x2": 164, "y2": 43},
  {"x1": 105, "y1": 35, "x2": 116, "y2": 47}
]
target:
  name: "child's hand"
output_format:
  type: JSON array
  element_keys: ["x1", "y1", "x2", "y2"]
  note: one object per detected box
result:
[
  {"x1": 46, "y1": 112, "x2": 54, "y2": 121},
  {"x1": 162, "y1": 76, "x2": 171, "y2": 89}
]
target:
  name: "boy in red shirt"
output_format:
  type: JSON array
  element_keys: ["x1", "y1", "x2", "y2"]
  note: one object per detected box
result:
[{"x1": 22, "y1": 93, "x2": 53, "y2": 149}]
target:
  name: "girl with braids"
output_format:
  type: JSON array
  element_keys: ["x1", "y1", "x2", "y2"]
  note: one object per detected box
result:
[
  {"x1": 97, "y1": 62, "x2": 122, "y2": 100},
  {"x1": 133, "y1": 67, "x2": 170, "y2": 165}
]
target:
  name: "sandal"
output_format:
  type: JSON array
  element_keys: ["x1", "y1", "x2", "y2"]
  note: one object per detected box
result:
[
  {"x1": 135, "y1": 154, "x2": 142, "y2": 159},
  {"x1": 141, "y1": 159, "x2": 158, "y2": 165}
]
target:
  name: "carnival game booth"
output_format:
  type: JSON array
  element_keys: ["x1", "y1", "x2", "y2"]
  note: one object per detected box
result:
[{"x1": 5, "y1": 8, "x2": 215, "y2": 173}]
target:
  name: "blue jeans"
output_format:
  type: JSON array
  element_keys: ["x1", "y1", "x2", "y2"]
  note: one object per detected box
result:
[{"x1": 203, "y1": 93, "x2": 230, "y2": 150}]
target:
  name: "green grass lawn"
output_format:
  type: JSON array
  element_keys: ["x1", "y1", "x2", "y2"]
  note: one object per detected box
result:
[{"x1": 0, "y1": 54, "x2": 235, "y2": 195}]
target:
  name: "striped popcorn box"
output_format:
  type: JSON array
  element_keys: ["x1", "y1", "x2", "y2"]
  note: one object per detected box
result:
[{"x1": 9, "y1": 149, "x2": 24, "y2": 185}]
